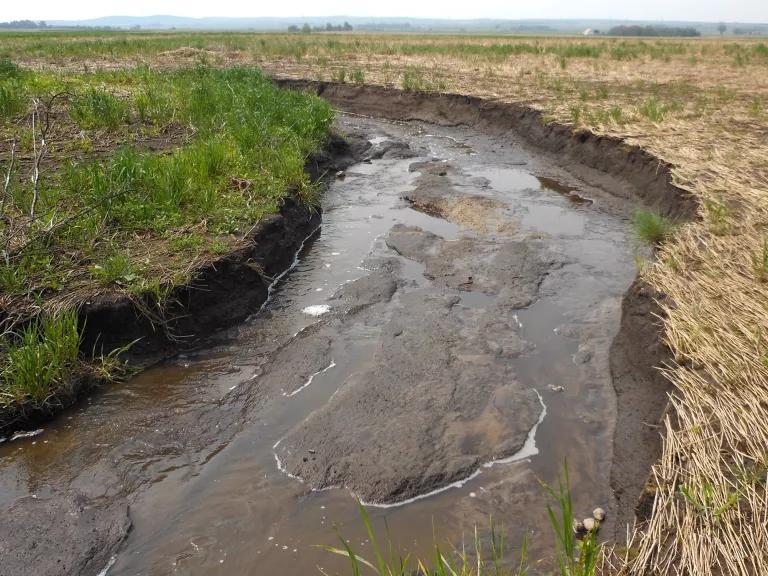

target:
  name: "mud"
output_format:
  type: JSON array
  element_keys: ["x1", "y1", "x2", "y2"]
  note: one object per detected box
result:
[
  {"x1": 609, "y1": 279, "x2": 674, "y2": 531},
  {"x1": 404, "y1": 161, "x2": 513, "y2": 233},
  {"x1": 277, "y1": 264, "x2": 541, "y2": 503},
  {"x1": 0, "y1": 494, "x2": 129, "y2": 576},
  {"x1": 0, "y1": 90, "x2": 691, "y2": 576}
]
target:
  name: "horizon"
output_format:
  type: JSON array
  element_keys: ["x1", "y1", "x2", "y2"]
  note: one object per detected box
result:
[
  {"x1": 1, "y1": 1, "x2": 766, "y2": 25},
  {"x1": 21, "y1": 14, "x2": 768, "y2": 25}
]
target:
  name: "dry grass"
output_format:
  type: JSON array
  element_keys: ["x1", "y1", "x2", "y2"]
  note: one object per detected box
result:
[{"x1": 5, "y1": 32, "x2": 768, "y2": 574}]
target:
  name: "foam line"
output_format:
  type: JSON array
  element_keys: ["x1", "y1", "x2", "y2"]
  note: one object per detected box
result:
[
  {"x1": 256, "y1": 224, "x2": 322, "y2": 316},
  {"x1": 283, "y1": 360, "x2": 336, "y2": 397}
]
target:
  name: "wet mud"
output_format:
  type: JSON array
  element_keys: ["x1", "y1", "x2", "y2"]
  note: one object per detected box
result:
[{"x1": 0, "y1": 98, "x2": 686, "y2": 576}]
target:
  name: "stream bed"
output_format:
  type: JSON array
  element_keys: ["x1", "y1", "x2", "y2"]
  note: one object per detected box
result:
[{"x1": 0, "y1": 114, "x2": 641, "y2": 575}]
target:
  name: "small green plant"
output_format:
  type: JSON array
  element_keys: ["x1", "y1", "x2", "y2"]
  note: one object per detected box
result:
[
  {"x1": 325, "y1": 463, "x2": 602, "y2": 576},
  {"x1": 0, "y1": 57, "x2": 22, "y2": 80},
  {"x1": 570, "y1": 105, "x2": 583, "y2": 125},
  {"x1": 332, "y1": 68, "x2": 348, "y2": 84},
  {"x1": 402, "y1": 67, "x2": 425, "y2": 92},
  {"x1": 608, "y1": 105, "x2": 624, "y2": 124},
  {"x1": 169, "y1": 232, "x2": 205, "y2": 252},
  {"x1": 90, "y1": 253, "x2": 139, "y2": 286},
  {"x1": 753, "y1": 239, "x2": 768, "y2": 282},
  {"x1": 0, "y1": 311, "x2": 80, "y2": 408},
  {"x1": 0, "y1": 81, "x2": 26, "y2": 121},
  {"x1": 638, "y1": 97, "x2": 667, "y2": 122},
  {"x1": 748, "y1": 96, "x2": 765, "y2": 118},
  {"x1": 351, "y1": 68, "x2": 366, "y2": 84},
  {"x1": 210, "y1": 239, "x2": 230, "y2": 255},
  {"x1": 633, "y1": 209, "x2": 675, "y2": 245},
  {"x1": 542, "y1": 464, "x2": 600, "y2": 576},
  {"x1": 679, "y1": 481, "x2": 741, "y2": 522},
  {"x1": 703, "y1": 199, "x2": 732, "y2": 236},
  {"x1": 323, "y1": 500, "x2": 528, "y2": 576}
]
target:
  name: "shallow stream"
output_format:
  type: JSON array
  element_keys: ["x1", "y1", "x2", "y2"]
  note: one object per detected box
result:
[{"x1": 0, "y1": 115, "x2": 640, "y2": 575}]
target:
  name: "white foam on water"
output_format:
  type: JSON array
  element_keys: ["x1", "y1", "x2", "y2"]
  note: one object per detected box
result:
[
  {"x1": 10, "y1": 429, "x2": 43, "y2": 442},
  {"x1": 96, "y1": 556, "x2": 116, "y2": 576},
  {"x1": 255, "y1": 224, "x2": 321, "y2": 316},
  {"x1": 283, "y1": 360, "x2": 336, "y2": 397},
  {"x1": 272, "y1": 440, "x2": 304, "y2": 482},
  {"x1": 302, "y1": 305, "x2": 330, "y2": 317},
  {"x1": 482, "y1": 389, "x2": 546, "y2": 467}
]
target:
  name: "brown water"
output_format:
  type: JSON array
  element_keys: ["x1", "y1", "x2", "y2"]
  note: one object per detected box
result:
[{"x1": 0, "y1": 115, "x2": 640, "y2": 575}]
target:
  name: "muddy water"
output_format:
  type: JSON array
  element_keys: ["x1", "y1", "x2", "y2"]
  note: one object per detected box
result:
[{"x1": 0, "y1": 116, "x2": 640, "y2": 575}]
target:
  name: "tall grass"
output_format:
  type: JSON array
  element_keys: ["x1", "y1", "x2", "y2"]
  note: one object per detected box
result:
[
  {"x1": 542, "y1": 465, "x2": 600, "y2": 576},
  {"x1": 0, "y1": 311, "x2": 80, "y2": 409},
  {"x1": 325, "y1": 465, "x2": 599, "y2": 576},
  {"x1": 69, "y1": 87, "x2": 130, "y2": 129},
  {"x1": 0, "y1": 64, "x2": 335, "y2": 415},
  {"x1": 0, "y1": 66, "x2": 334, "y2": 299}
]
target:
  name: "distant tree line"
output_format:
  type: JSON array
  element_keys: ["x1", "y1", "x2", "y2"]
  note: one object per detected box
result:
[
  {"x1": 733, "y1": 27, "x2": 766, "y2": 36},
  {"x1": 0, "y1": 20, "x2": 48, "y2": 29},
  {"x1": 288, "y1": 22, "x2": 353, "y2": 33},
  {"x1": 608, "y1": 25, "x2": 701, "y2": 37}
]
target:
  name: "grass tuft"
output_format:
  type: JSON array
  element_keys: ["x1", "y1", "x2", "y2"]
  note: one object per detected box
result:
[
  {"x1": 633, "y1": 209, "x2": 675, "y2": 245},
  {"x1": 0, "y1": 311, "x2": 80, "y2": 409}
]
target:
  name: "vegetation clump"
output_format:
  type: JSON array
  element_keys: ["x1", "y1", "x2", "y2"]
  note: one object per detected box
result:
[
  {"x1": 0, "y1": 62, "x2": 334, "y2": 426},
  {"x1": 632, "y1": 209, "x2": 676, "y2": 245}
]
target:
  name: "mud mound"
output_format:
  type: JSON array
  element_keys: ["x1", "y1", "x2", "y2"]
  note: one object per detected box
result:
[
  {"x1": 365, "y1": 139, "x2": 421, "y2": 161},
  {"x1": 386, "y1": 224, "x2": 556, "y2": 307},
  {"x1": 275, "y1": 291, "x2": 541, "y2": 503},
  {"x1": 331, "y1": 259, "x2": 400, "y2": 310},
  {"x1": 405, "y1": 161, "x2": 513, "y2": 234},
  {"x1": 0, "y1": 493, "x2": 130, "y2": 576}
]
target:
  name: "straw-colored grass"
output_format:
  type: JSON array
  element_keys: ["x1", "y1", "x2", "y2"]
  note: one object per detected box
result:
[{"x1": 5, "y1": 32, "x2": 768, "y2": 574}]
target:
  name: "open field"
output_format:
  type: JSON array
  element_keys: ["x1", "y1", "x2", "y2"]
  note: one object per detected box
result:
[{"x1": 2, "y1": 31, "x2": 768, "y2": 575}]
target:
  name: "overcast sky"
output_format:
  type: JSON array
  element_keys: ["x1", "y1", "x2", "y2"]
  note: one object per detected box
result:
[{"x1": 2, "y1": 0, "x2": 766, "y2": 23}]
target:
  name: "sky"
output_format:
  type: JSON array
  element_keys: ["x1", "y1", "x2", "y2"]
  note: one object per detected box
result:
[{"x1": 1, "y1": 0, "x2": 766, "y2": 23}]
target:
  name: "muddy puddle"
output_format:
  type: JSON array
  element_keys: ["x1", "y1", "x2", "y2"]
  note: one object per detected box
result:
[{"x1": 0, "y1": 115, "x2": 642, "y2": 575}]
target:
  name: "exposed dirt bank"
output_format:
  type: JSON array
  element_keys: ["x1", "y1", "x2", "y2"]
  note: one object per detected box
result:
[
  {"x1": 0, "y1": 133, "x2": 370, "y2": 438},
  {"x1": 275, "y1": 81, "x2": 697, "y2": 220},
  {"x1": 275, "y1": 81, "x2": 695, "y2": 537}
]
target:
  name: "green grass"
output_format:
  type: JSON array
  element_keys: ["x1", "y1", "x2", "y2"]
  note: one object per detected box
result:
[
  {"x1": 542, "y1": 465, "x2": 600, "y2": 576},
  {"x1": 69, "y1": 87, "x2": 130, "y2": 129},
  {"x1": 0, "y1": 61, "x2": 335, "y2": 417},
  {"x1": 633, "y1": 209, "x2": 676, "y2": 245},
  {"x1": 325, "y1": 465, "x2": 599, "y2": 576},
  {"x1": 0, "y1": 64, "x2": 334, "y2": 302},
  {"x1": 0, "y1": 311, "x2": 80, "y2": 409}
]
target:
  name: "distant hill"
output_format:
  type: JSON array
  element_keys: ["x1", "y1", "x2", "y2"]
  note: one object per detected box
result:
[{"x1": 33, "y1": 16, "x2": 768, "y2": 36}]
